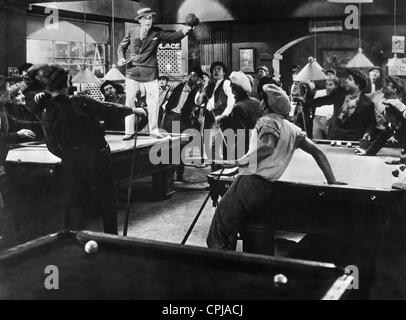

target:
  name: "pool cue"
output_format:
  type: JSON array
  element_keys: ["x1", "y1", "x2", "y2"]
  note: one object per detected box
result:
[
  {"x1": 181, "y1": 167, "x2": 226, "y2": 245},
  {"x1": 181, "y1": 122, "x2": 229, "y2": 245},
  {"x1": 123, "y1": 115, "x2": 140, "y2": 237}
]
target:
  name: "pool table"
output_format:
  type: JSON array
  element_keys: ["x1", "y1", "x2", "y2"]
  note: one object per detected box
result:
[
  {"x1": 1, "y1": 132, "x2": 189, "y2": 245},
  {"x1": 0, "y1": 231, "x2": 353, "y2": 300},
  {"x1": 208, "y1": 141, "x2": 406, "y2": 287}
]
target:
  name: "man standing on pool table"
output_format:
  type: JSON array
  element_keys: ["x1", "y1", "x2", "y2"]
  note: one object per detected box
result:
[
  {"x1": 117, "y1": 7, "x2": 194, "y2": 140},
  {"x1": 206, "y1": 84, "x2": 344, "y2": 250},
  {"x1": 35, "y1": 65, "x2": 145, "y2": 235}
]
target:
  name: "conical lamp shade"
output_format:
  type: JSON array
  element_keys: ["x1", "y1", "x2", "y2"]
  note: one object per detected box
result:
[
  {"x1": 72, "y1": 67, "x2": 99, "y2": 83},
  {"x1": 294, "y1": 57, "x2": 327, "y2": 82},
  {"x1": 104, "y1": 65, "x2": 126, "y2": 81},
  {"x1": 346, "y1": 48, "x2": 374, "y2": 68}
]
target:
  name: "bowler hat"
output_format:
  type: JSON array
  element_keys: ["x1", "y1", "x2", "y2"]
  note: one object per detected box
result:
[
  {"x1": 100, "y1": 80, "x2": 124, "y2": 96},
  {"x1": 136, "y1": 7, "x2": 156, "y2": 20}
]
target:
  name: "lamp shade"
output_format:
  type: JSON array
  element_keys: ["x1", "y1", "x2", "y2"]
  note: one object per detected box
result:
[
  {"x1": 72, "y1": 66, "x2": 99, "y2": 83},
  {"x1": 346, "y1": 48, "x2": 374, "y2": 68},
  {"x1": 294, "y1": 57, "x2": 327, "y2": 82},
  {"x1": 104, "y1": 65, "x2": 126, "y2": 81}
]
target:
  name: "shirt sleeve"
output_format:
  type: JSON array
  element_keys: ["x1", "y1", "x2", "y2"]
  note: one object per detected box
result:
[
  {"x1": 159, "y1": 29, "x2": 187, "y2": 43},
  {"x1": 221, "y1": 80, "x2": 236, "y2": 117},
  {"x1": 117, "y1": 30, "x2": 131, "y2": 60},
  {"x1": 256, "y1": 118, "x2": 280, "y2": 140},
  {"x1": 72, "y1": 96, "x2": 133, "y2": 120}
]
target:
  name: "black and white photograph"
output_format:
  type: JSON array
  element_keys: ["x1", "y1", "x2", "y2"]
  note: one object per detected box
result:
[{"x1": 0, "y1": 0, "x2": 406, "y2": 305}]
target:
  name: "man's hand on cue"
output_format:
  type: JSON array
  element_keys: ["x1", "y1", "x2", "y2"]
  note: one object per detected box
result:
[
  {"x1": 133, "y1": 107, "x2": 147, "y2": 117},
  {"x1": 183, "y1": 26, "x2": 193, "y2": 35},
  {"x1": 213, "y1": 160, "x2": 238, "y2": 168},
  {"x1": 354, "y1": 148, "x2": 367, "y2": 156},
  {"x1": 118, "y1": 58, "x2": 126, "y2": 67}
]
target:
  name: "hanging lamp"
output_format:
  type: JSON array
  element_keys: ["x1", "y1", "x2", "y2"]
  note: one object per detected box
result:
[
  {"x1": 72, "y1": 1, "x2": 99, "y2": 89},
  {"x1": 104, "y1": 0, "x2": 126, "y2": 81},
  {"x1": 345, "y1": 2, "x2": 374, "y2": 68},
  {"x1": 294, "y1": 3, "x2": 327, "y2": 82}
]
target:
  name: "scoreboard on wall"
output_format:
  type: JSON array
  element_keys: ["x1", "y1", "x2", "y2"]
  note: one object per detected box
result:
[
  {"x1": 156, "y1": 24, "x2": 189, "y2": 80},
  {"x1": 157, "y1": 42, "x2": 183, "y2": 76}
]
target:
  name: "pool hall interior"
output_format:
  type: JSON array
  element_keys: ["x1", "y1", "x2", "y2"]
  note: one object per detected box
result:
[{"x1": 0, "y1": 0, "x2": 406, "y2": 300}]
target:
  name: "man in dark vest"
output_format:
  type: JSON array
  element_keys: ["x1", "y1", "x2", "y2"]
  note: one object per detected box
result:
[{"x1": 196, "y1": 62, "x2": 235, "y2": 171}]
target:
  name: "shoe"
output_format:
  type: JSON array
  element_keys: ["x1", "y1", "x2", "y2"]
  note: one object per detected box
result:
[{"x1": 123, "y1": 134, "x2": 135, "y2": 141}]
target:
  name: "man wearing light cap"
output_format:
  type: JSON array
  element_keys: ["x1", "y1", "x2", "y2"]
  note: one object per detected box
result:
[
  {"x1": 118, "y1": 7, "x2": 194, "y2": 139},
  {"x1": 228, "y1": 71, "x2": 260, "y2": 155},
  {"x1": 207, "y1": 84, "x2": 344, "y2": 250}
]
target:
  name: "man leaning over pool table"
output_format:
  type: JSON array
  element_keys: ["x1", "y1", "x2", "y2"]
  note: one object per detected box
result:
[
  {"x1": 355, "y1": 76, "x2": 406, "y2": 165},
  {"x1": 206, "y1": 84, "x2": 345, "y2": 250}
]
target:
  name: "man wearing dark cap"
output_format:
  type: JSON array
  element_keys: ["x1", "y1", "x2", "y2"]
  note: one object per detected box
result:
[
  {"x1": 118, "y1": 7, "x2": 194, "y2": 139},
  {"x1": 158, "y1": 75, "x2": 172, "y2": 126},
  {"x1": 206, "y1": 84, "x2": 343, "y2": 250},
  {"x1": 311, "y1": 69, "x2": 376, "y2": 141},
  {"x1": 365, "y1": 66, "x2": 383, "y2": 94},
  {"x1": 196, "y1": 61, "x2": 235, "y2": 170},
  {"x1": 256, "y1": 65, "x2": 270, "y2": 79},
  {"x1": 100, "y1": 80, "x2": 129, "y2": 131},
  {"x1": 35, "y1": 65, "x2": 145, "y2": 235},
  {"x1": 161, "y1": 68, "x2": 202, "y2": 181},
  {"x1": 355, "y1": 76, "x2": 406, "y2": 163}
]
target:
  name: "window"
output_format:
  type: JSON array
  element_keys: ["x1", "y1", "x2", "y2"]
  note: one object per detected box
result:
[{"x1": 27, "y1": 39, "x2": 107, "y2": 78}]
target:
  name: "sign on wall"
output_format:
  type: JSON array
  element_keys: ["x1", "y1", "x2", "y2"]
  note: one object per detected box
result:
[
  {"x1": 157, "y1": 41, "x2": 183, "y2": 75},
  {"x1": 392, "y1": 36, "x2": 405, "y2": 54}
]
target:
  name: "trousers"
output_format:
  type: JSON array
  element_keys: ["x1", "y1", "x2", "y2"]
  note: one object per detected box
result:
[
  {"x1": 206, "y1": 175, "x2": 275, "y2": 250},
  {"x1": 125, "y1": 78, "x2": 160, "y2": 135}
]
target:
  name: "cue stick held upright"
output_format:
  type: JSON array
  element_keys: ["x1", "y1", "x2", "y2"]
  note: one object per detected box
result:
[{"x1": 123, "y1": 116, "x2": 140, "y2": 237}]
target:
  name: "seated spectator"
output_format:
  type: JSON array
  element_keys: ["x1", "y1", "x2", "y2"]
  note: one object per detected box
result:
[
  {"x1": 355, "y1": 76, "x2": 406, "y2": 163},
  {"x1": 228, "y1": 71, "x2": 261, "y2": 156},
  {"x1": 311, "y1": 69, "x2": 376, "y2": 141},
  {"x1": 100, "y1": 81, "x2": 127, "y2": 131},
  {"x1": 158, "y1": 75, "x2": 172, "y2": 127},
  {"x1": 161, "y1": 68, "x2": 203, "y2": 181},
  {"x1": 312, "y1": 77, "x2": 339, "y2": 139},
  {"x1": 290, "y1": 81, "x2": 314, "y2": 137},
  {"x1": 7, "y1": 83, "x2": 38, "y2": 123},
  {"x1": 0, "y1": 75, "x2": 41, "y2": 163}
]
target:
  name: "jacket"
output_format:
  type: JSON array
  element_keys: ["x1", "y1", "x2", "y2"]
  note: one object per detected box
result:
[
  {"x1": 41, "y1": 95, "x2": 133, "y2": 157},
  {"x1": 118, "y1": 26, "x2": 186, "y2": 82},
  {"x1": 311, "y1": 88, "x2": 376, "y2": 141},
  {"x1": 165, "y1": 82, "x2": 199, "y2": 125}
]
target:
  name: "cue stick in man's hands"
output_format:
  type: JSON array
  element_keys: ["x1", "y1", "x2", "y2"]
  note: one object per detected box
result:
[{"x1": 123, "y1": 115, "x2": 141, "y2": 237}]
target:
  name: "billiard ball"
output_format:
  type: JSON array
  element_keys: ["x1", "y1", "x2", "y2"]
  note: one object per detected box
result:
[
  {"x1": 273, "y1": 273, "x2": 288, "y2": 285},
  {"x1": 330, "y1": 141, "x2": 336, "y2": 146},
  {"x1": 401, "y1": 149, "x2": 406, "y2": 155},
  {"x1": 336, "y1": 141, "x2": 342, "y2": 146},
  {"x1": 347, "y1": 142, "x2": 352, "y2": 148},
  {"x1": 400, "y1": 165, "x2": 406, "y2": 172},
  {"x1": 392, "y1": 170, "x2": 400, "y2": 178},
  {"x1": 84, "y1": 240, "x2": 98, "y2": 254}
]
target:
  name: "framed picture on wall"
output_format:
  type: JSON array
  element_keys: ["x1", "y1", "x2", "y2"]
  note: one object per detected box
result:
[
  {"x1": 321, "y1": 48, "x2": 356, "y2": 76},
  {"x1": 239, "y1": 48, "x2": 255, "y2": 73}
]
